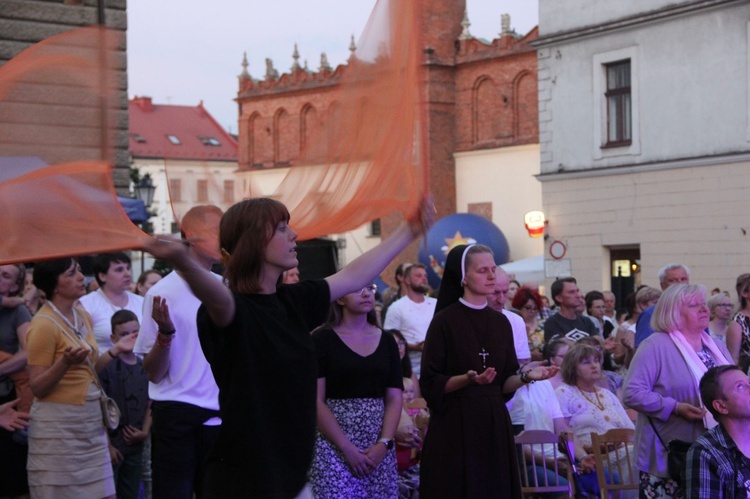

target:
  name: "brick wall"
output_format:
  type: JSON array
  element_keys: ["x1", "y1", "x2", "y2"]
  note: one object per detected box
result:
[
  {"x1": 0, "y1": 0, "x2": 130, "y2": 193},
  {"x1": 236, "y1": 4, "x2": 539, "y2": 283}
]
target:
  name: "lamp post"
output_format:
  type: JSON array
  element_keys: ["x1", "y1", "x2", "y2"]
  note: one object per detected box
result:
[
  {"x1": 134, "y1": 175, "x2": 156, "y2": 275},
  {"x1": 134, "y1": 175, "x2": 156, "y2": 210}
]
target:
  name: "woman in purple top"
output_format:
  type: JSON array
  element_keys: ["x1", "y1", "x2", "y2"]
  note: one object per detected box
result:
[{"x1": 623, "y1": 284, "x2": 731, "y2": 498}]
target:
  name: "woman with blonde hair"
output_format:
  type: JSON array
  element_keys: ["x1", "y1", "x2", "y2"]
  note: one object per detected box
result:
[
  {"x1": 707, "y1": 292, "x2": 733, "y2": 345},
  {"x1": 623, "y1": 284, "x2": 731, "y2": 498}
]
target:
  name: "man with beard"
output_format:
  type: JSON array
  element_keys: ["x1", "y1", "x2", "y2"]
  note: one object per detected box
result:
[{"x1": 384, "y1": 263, "x2": 436, "y2": 377}]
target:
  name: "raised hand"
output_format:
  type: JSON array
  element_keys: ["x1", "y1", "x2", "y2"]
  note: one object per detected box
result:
[{"x1": 151, "y1": 296, "x2": 175, "y2": 333}]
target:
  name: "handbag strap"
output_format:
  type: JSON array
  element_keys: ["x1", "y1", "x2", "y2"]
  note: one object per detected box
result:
[
  {"x1": 36, "y1": 313, "x2": 107, "y2": 395},
  {"x1": 647, "y1": 416, "x2": 668, "y2": 449}
]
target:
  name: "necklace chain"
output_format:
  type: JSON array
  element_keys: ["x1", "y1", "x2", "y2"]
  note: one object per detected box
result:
[
  {"x1": 578, "y1": 386, "x2": 605, "y2": 411},
  {"x1": 98, "y1": 288, "x2": 126, "y2": 312},
  {"x1": 48, "y1": 302, "x2": 82, "y2": 338}
]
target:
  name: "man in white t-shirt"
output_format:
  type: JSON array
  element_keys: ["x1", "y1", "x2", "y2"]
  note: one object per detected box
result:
[
  {"x1": 487, "y1": 268, "x2": 531, "y2": 366},
  {"x1": 133, "y1": 205, "x2": 222, "y2": 499},
  {"x1": 383, "y1": 263, "x2": 436, "y2": 378}
]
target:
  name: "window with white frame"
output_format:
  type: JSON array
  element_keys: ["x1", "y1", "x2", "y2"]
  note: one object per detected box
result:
[
  {"x1": 605, "y1": 60, "x2": 631, "y2": 146},
  {"x1": 592, "y1": 46, "x2": 640, "y2": 159}
]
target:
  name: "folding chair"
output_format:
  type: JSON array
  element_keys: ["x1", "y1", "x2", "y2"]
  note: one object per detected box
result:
[
  {"x1": 590, "y1": 428, "x2": 638, "y2": 498},
  {"x1": 514, "y1": 430, "x2": 574, "y2": 498}
]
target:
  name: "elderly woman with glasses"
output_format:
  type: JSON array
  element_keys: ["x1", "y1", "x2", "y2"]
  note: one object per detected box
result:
[
  {"x1": 707, "y1": 293, "x2": 733, "y2": 345},
  {"x1": 309, "y1": 283, "x2": 404, "y2": 498},
  {"x1": 623, "y1": 284, "x2": 731, "y2": 498},
  {"x1": 726, "y1": 273, "x2": 750, "y2": 364}
]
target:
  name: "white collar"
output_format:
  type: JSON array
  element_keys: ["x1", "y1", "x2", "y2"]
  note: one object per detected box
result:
[{"x1": 459, "y1": 297, "x2": 487, "y2": 310}]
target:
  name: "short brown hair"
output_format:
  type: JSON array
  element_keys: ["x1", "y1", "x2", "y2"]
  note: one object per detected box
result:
[
  {"x1": 560, "y1": 343, "x2": 602, "y2": 386},
  {"x1": 220, "y1": 198, "x2": 290, "y2": 294},
  {"x1": 403, "y1": 263, "x2": 426, "y2": 280}
]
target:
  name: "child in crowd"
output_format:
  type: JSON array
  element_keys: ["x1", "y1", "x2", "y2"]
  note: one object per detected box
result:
[{"x1": 99, "y1": 310, "x2": 151, "y2": 499}]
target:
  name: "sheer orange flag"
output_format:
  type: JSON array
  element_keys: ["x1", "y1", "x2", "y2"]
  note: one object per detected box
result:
[
  {"x1": 168, "y1": 0, "x2": 429, "y2": 242},
  {"x1": 0, "y1": 0, "x2": 427, "y2": 266},
  {"x1": 0, "y1": 27, "x2": 149, "y2": 265}
]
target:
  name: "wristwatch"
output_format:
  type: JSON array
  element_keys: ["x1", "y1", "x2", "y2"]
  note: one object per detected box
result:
[{"x1": 378, "y1": 438, "x2": 395, "y2": 450}]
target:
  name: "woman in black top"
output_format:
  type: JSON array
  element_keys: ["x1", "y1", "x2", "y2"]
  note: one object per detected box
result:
[
  {"x1": 310, "y1": 283, "x2": 403, "y2": 498},
  {"x1": 144, "y1": 197, "x2": 431, "y2": 498}
]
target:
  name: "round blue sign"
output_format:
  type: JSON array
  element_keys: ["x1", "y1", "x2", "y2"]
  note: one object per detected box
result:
[{"x1": 417, "y1": 213, "x2": 510, "y2": 290}]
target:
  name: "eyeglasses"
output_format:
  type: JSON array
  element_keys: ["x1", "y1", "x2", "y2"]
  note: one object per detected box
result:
[{"x1": 359, "y1": 283, "x2": 377, "y2": 296}]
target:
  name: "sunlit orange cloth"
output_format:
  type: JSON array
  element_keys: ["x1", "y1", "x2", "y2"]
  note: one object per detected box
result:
[
  {"x1": 0, "y1": 27, "x2": 149, "y2": 265},
  {"x1": 168, "y1": 0, "x2": 428, "y2": 242}
]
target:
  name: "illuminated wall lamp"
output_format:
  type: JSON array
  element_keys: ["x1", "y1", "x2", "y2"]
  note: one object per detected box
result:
[{"x1": 524, "y1": 211, "x2": 546, "y2": 238}]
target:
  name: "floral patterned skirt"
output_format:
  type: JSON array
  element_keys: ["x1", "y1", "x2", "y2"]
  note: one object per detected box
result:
[
  {"x1": 309, "y1": 397, "x2": 397, "y2": 499},
  {"x1": 639, "y1": 471, "x2": 683, "y2": 499}
]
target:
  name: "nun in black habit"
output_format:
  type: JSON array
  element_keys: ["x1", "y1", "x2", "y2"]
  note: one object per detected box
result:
[{"x1": 419, "y1": 244, "x2": 558, "y2": 499}]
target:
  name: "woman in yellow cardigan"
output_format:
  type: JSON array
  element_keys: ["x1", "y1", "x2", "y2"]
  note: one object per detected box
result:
[{"x1": 26, "y1": 258, "x2": 135, "y2": 499}]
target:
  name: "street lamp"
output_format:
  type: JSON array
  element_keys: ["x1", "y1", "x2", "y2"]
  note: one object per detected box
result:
[
  {"x1": 134, "y1": 175, "x2": 156, "y2": 209},
  {"x1": 134, "y1": 175, "x2": 156, "y2": 276}
]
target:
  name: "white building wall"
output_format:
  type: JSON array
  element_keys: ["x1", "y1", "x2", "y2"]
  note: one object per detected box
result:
[
  {"x1": 536, "y1": 0, "x2": 750, "y2": 295},
  {"x1": 539, "y1": 1, "x2": 750, "y2": 175},
  {"x1": 540, "y1": 0, "x2": 702, "y2": 35},
  {"x1": 540, "y1": 161, "x2": 750, "y2": 294},
  {"x1": 455, "y1": 144, "x2": 544, "y2": 263}
]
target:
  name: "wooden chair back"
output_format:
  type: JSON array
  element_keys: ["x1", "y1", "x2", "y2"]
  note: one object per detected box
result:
[
  {"x1": 514, "y1": 430, "x2": 574, "y2": 498},
  {"x1": 590, "y1": 428, "x2": 637, "y2": 498}
]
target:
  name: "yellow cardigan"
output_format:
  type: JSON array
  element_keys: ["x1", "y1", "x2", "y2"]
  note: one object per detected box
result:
[{"x1": 26, "y1": 303, "x2": 98, "y2": 405}]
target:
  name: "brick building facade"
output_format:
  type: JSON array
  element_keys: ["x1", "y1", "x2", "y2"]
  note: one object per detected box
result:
[
  {"x1": 236, "y1": 3, "x2": 541, "y2": 280},
  {"x1": 0, "y1": 0, "x2": 130, "y2": 193}
]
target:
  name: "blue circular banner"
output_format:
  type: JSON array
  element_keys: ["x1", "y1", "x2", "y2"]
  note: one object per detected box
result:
[{"x1": 418, "y1": 213, "x2": 510, "y2": 290}]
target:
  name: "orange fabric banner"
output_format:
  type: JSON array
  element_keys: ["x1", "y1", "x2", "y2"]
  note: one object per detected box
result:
[{"x1": 0, "y1": 27, "x2": 149, "y2": 265}]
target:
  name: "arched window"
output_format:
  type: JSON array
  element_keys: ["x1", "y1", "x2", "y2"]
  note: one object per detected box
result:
[
  {"x1": 273, "y1": 108, "x2": 290, "y2": 164},
  {"x1": 514, "y1": 71, "x2": 536, "y2": 139}
]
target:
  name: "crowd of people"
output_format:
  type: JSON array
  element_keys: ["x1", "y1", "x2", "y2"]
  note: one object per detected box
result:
[{"x1": 0, "y1": 197, "x2": 749, "y2": 498}]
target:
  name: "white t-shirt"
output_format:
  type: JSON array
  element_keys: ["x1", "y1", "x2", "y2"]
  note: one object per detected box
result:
[
  {"x1": 507, "y1": 380, "x2": 563, "y2": 459},
  {"x1": 79, "y1": 289, "x2": 143, "y2": 352},
  {"x1": 502, "y1": 309, "x2": 531, "y2": 362},
  {"x1": 133, "y1": 271, "x2": 221, "y2": 415},
  {"x1": 383, "y1": 294, "x2": 436, "y2": 378}
]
